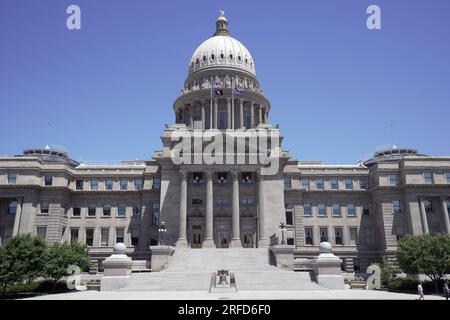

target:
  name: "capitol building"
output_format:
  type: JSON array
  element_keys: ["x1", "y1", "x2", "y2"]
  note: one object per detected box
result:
[{"x1": 1, "y1": 12, "x2": 450, "y2": 277}]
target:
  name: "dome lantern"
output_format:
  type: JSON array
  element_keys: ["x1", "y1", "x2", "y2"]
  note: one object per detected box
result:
[{"x1": 213, "y1": 10, "x2": 230, "y2": 37}]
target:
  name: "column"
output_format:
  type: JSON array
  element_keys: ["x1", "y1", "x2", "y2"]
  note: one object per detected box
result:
[
  {"x1": 231, "y1": 171, "x2": 242, "y2": 247},
  {"x1": 258, "y1": 105, "x2": 263, "y2": 124},
  {"x1": 12, "y1": 198, "x2": 22, "y2": 236},
  {"x1": 239, "y1": 99, "x2": 244, "y2": 128},
  {"x1": 204, "y1": 171, "x2": 215, "y2": 247},
  {"x1": 257, "y1": 172, "x2": 268, "y2": 247},
  {"x1": 214, "y1": 99, "x2": 218, "y2": 129},
  {"x1": 210, "y1": 99, "x2": 213, "y2": 129},
  {"x1": 250, "y1": 102, "x2": 254, "y2": 128},
  {"x1": 201, "y1": 103, "x2": 206, "y2": 130},
  {"x1": 441, "y1": 197, "x2": 450, "y2": 235},
  {"x1": 189, "y1": 104, "x2": 194, "y2": 128},
  {"x1": 176, "y1": 171, "x2": 188, "y2": 247},
  {"x1": 419, "y1": 198, "x2": 429, "y2": 234},
  {"x1": 227, "y1": 98, "x2": 231, "y2": 129}
]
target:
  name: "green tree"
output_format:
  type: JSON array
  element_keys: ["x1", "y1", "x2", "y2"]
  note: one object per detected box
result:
[
  {"x1": 43, "y1": 241, "x2": 91, "y2": 292},
  {"x1": 397, "y1": 233, "x2": 450, "y2": 293}
]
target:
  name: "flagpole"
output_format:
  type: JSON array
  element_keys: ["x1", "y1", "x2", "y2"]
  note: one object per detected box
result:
[
  {"x1": 210, "y1": 76, "x2": 213, "y2": 129},
  {"x1": 231, "y1": 77, "x2": 234, "y2": 130}
]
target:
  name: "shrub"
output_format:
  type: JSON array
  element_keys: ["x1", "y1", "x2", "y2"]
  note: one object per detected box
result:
[{"x1": 388, "y1": 277, "x2": 444, "y2": 294}]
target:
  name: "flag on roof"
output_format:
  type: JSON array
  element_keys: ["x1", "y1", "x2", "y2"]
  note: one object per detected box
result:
[{"x1": 234, "y1": 86, "x2": 244, "y2": 94}]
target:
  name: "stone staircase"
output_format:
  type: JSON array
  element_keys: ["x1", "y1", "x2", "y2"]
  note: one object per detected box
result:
[{"x1": 122, "y1": 248, "x2": 325, "y2": 291}]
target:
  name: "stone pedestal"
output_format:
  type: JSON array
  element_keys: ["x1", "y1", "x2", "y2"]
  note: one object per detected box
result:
[
  {"x1": 150, "y1": 245, "x2": 175, "y2": 272},
  {"x1": 100, "y1": 243, "x2": 133, "y2": 291},
  {"x1": 313, "y1": 242, "x2": 345, "y2": 289},
  {"x1": 269, "y1": 245, "x2": 294, "y2": 270}
]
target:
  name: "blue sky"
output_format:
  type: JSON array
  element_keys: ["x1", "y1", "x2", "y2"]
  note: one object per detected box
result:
[{"x1": 0, "y1": 0, "x2": 449, "y2": 164}]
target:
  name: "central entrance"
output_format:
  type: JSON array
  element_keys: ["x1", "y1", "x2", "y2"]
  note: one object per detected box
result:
[
  {"x1": 191, "y1": 225, "x2": 202, "y2": 248},
  {"x1": 215, "y1": 223, "x2": 230, "y2": 248}
]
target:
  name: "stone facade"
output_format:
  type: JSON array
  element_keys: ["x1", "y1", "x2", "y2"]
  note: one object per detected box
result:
[{"x1": 1, "y1": 12, "x2": 449, "y2": 273}]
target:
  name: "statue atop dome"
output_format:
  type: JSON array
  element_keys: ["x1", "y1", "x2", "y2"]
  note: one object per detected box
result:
[{"x1": 214, "y1": 10, "x2": 230, "y2": 37}]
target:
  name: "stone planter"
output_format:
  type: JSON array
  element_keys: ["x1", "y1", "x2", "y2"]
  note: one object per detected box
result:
[
  {"x1": 350, "y1": 281, "x2": 367, "y2": 289},
  {"x1": 86, "y1": 282, "x2": 101, "y2": 291}
]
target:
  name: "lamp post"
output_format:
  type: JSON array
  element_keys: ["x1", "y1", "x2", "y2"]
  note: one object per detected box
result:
[
  {"x1": 279, "y1": 222, "x2": 287, "y2": 245},
  {"x1": 158, "y1": 221, "x2": 167, "y2": 246}
]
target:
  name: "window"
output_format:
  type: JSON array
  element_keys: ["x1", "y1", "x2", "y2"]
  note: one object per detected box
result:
[
  {"x1": 303, "y1": 203, "x2": 311, "y2": 216},
  {"x1": 90, "y1": 179, "x2": 99, "y2": 191},
  {"x1": 287, "y1": 238, "x2": 294, "y2": 245},
  {"x1": 193, "y1": 172, "x2": 203, "y2": 184},
  {"x1": 218, "y1": 111, "x2": 227, "y2": 129},
  {"x1": 103, "y1": 204, "x2": 111, "y2": 216},
  {"x1": 301, "y1": 179, "x2": 310, "y2": 190},
  {"x1": 216, "y1": 197, "x2": 229, "y2": 206},
  {"x1": 152, "y1": 202, "x2": 160, "y2": 226},
  {"x1": 284, "y1": 178, "x2": 292, "y2": 189},
  {"x1": 192, "y1": 198, "x2": 203, "y2": 205},
  {"x1": 105, "y1": 179, "x2": 113, "y2": 190},
  {"x1": 70, "y1": 228, "x2": 79, "y2": 243},
  {"x1": 116, "y1": 228, "x2": 124, "y2": 244},
  {"x1": 285, "y1": 202, "x2": 293, "y2": 210},
  {"x1": 332, "y1": 204, "x2": 340, "y2": 217},
  {"x1": 319, "y1": 227, "x2": 328, "y2": 243},
  {"x1": 330, "y1": 179, "x2": 338, "y2": 190},
  {"x1": 447, "y1": 173, "x2": 450, "y2": 184},
  {"x1": 349, "y1": 227, "x2": 358, "y2": 245},
  {"x1": 318, "y1": 204, "x2": 326, "y2": 217},
  {"x1": 392, "y1": 200, "x2": 401, "y2": 214},
  {"x1": 344, "y1": 179, "x2": 353, "y2": 190},
  {"x1": 304, "y1": 227, "x2": 313, "y2": 245},
  {"x1": 347, "y1": 204, "x2": 356, "y2": 217},
  {"x1": 100, "y1": 228, "x2": 109, "y2": 247},
  {"x1": 388, "y1": 175, "x2": 398, "y2": 186},
  {"x1": 363, "y1": 204, "x2": 370, "y2": 215},
  {"x1": 217, "y1": 172, "x2": 228, "y2": 184},
  {"x1": 120, "y1": 180, "x2": 128, "y2": 191},
  {"x1": 131, "y1": 228, "x2": 139, "y2": 246},
  {"x1": 395, "y1": 227, "x2": 405, "y2": 241},
  {"x1": 85, "y1": 228, "x2": 94, "y2": 246},
  {"x1": 88, "y1": 205, "x2": 96, "y2": 217},
  {"x1": 364, "y1": 228, "x2": 373, "y2": 245},
  {"x1": 44, "y1": 175, "x2": 53, "y2": 186},
  {"x1": 40, "y1": 202, "x2": 49, "y2": 214},
  {"x1": 423, "y1": 172, "x2": 433, "y2": 184},
  {"x1": 241, "y1": 172, "x2": 252, "y2": 183},
  {"x1": 334, "y1": 227, "x2": 343, "y2": 245},
  {"x1": 7, "y1": 173, "x2": 17, "y2": 185},
  {"x1": 423, "y1": 200, "x2": 433, "y2": 213},
  {"x1": 241, "y1": 198, "x2": 255, "y2": 206},
  {"x1": 153, "y1": 178, "x2": 161, "y2": 189},
  {"x1": 8, "y1": 201, "x2": 17, "y2": 214},
  {"x1": 73, "y1": 207, "x2": 81, "y2": 217},
  {"x1": 75, "y1": 180, "x2": 84, "y2": 190},
  {"x1": 134, "y1": 179, "x2": 143, "y2": 190},
  {"x1": 132, "y1": 204, "x2": 141, "y2": 216},
  {"x1": 36, "y1": 226, "x2": 47, "y2": 240},
  {"x1": 316, "y1": 179, "x2": 324, "y2": 190},
  {"x1": 285, "y1": 211, "x2": 293, "y2": 225},
  {"x1": 3, "y1": 228, "x2": 13, "y2": 244},
  {"x1": 359, "y1": 180, "x2": 367, "y2": 190},
  {"x1": 118, "y1": 204, "x2": 126, "y2": 217}
]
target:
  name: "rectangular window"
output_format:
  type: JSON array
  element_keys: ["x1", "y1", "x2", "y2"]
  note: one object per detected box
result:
[
  {"x1": 7, "y1": 173, "x2": 17, "y2": 185},
  {"x1": 285, "y1": 202, "x2": 293, "y2": 210},
  {"x1": 301, "y1": 179, "x2": 310, "y2": 190},
  {"x1": 319, "y1": 227, "x2": 328, "y2": 243},
  {"x1": 70, "y1": 228, "x2": 79, "y2": 243},
  {"x1": 303, "y1": 203, "x2": 311, "y2": 217},
  {"x1": 3, "y1": 228, "x2": 13, "y2": 244},
  {"x1": 447, "y1": 173, "x2": 450, "y2": 184},
  {"x1": 388, "y1": 175, "x2": 398, "y2": 186},
  {"x1": 318, "y1": 204, "x2": 326, "y2": 217},
  {"x1": 344, "y1": 179, "x2": 353, "y2": 190},
  {"x1": 85, "y1": 228, "x2": 94, "y2": 246},
  {"x1": 192, "y1": 199, "x2": 203, "y2": 205},
  {"x1": 40, "y1": 202, "x2": 49, "y2": 214},
  {"x1": 105, "y1": 179, "x2": 113, "y2": 190},
  {"x1": 8, "y1": 201, "x2": 17, "y2": 214},
  {"x1": 364, "y1": 228, "x2": 373, "y2": 245},
  {"x1": 316, "y1": 179, "x2": 324, "y2": 190},
  {"x1": 241, "y1": 172, "x2": 252, "y2": 184},
  {"x1": 116, "y1": 228, "x2": 124, "y2": 244},
  {"x1": 284, "y1": 178, "x2": 292, "y2": 189},
  {"x1": 305, "y1": 227, "x2": 313, "y2": 245},
  {"x1": 349, "y1": 227, "x2": 358, "y2": 245},
  {"x1": 152, "y1": 203, "x2": 160, "y2": 226},
  {"x1": 330, "y1": 179, "x2": 338, "y2": 190},
  {"x1": 120, "y1": 179, "x2": 128, "y2": 191},
  {"x1": 103, "y1": 204, "x2": 111, "y2": 216},
  {"x1": 287, "y1": 238, "x2": 294, "y2": 245},
  {"x1": 100, "y1": 228, "x2": 109, "y2": 247},
  {"x1": 241, "y1": 198, "x2": 255, "y2": 206},
  {"x1": 423, "y1": 172, "x2": 433, "y2": 184},
  {"x1": 334, "y1": 227, "x2": 343, "y2": 245},
  {"x1": 395, "y1": 227, "x2": 405, "y2": 241},
  {"x1": 75, "y1": 180, "x2": 84, "y2": 190},
  {"x1": 424, "y1": 200, "x2": 433, "y2": 213},
  {"x1": 73, "y1": 207, "x2": 81, "y2": 217},
  {"x1": 36, "y1": 226, "x2": 47, "y2": 240},
  {"x1": 363, "y1": 204, "x2": 370, "y2": 215},
  {"x1": 359, "y1": 180, "x2": 367, "y2": 190},
  {"x1": 217, "y1": 172, "x2": 228, "y2": 184},
  {"x1": 216, "y1": 197, "x2": 229, "y2": 206},
  {"x1": 132, "y1": 204, "x2": 141, "y2": 216},
  {"x1": 90, "y1": 180, "x2": 99, "y2": 191},
  {"x1": 153, "y1": 178, "x2": 161, "y2": 189},
  {"x1": 131, "y1": 228, "x2": 139, "y2": 246},
  {"x1": 134, "y1": 179, "x2": 143, "y2": 190},
  {"x1": 347, "y1": 204, "x2": 356, "y2": 217},
  {"x1": 285, "y1": 211, "x2": 293, "y2": 226},
  {"x1": 218, "y1": 111, "x2": 227, "y2": 129},
  {"x1": 88, "y1": 205, "x2": 96, "y2": 217},
  {"x1": 118, "y1": 204, "x2": 126, "y2": 217},
  {"x1": 44, "y1": 175, "x2": 53, "y2": 186},
  {"x1": 392, "y1": 200, "x2": 401, "y2": 214},
  {"x1": 332, "y1": 204, "x2": 340, "y2": 217},
  {"x1": 193, "y1": 172, "x2": 203, "y2": 184}
]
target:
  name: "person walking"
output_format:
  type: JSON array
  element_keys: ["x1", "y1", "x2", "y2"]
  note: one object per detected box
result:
[
  {"x1": 443, "y1": 281, "x2": 449, "y2": 301},
  {"x1": 417, "y1": 281, "x2": 424, "y2": 300}
]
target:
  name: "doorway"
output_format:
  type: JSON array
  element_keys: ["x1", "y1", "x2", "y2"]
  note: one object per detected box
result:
[
  {"x1": 217, "y1": 231, "x2": 229, "y2": 248},
  {"x1": 243, "y1": 231, "x2": 254, "y2": 248},
  {"x1": 191, "y1": 225, "x2": 202, "y2": 248}
]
